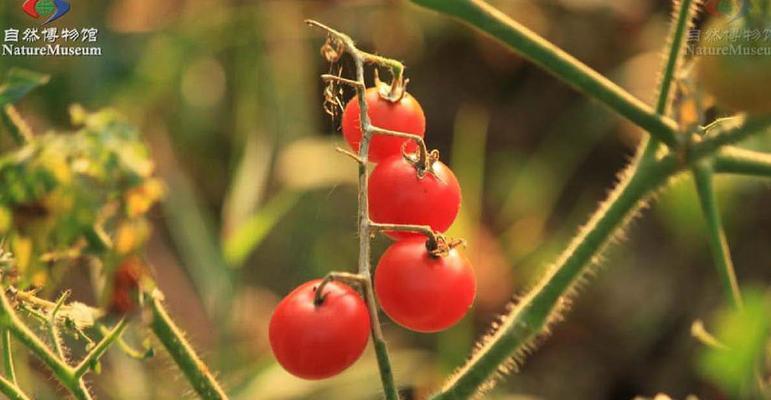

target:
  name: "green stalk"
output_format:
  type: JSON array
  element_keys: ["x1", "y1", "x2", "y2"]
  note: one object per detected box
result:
[
  {"x1": 691, "y1": 117, "x2": 771, "y2": 158},
  {"x1": 0, "y1": 289, "x2": 91, "y2": 400},
  {"x1": 74, "y1": 318, "x2": 128, "y2": 378},
  {"x1": 149, "y1": 293, "x2": 228, "y2": 400},
  {"x1": 2, "y1": 329, "x2": 16, "y2": 384},
  {"x1": 691, "y1": 163, "x2": 743, "y2": 309},
  {"x1": 714, "y1": 147, "x2": 771, "y2": 177},
  {"x1": 641, "y1": 0, "x2": 698, "y2": 161},
  {"x1": 432, "y1": 156, "x2": 679, "y2": 399},
  {"x1": 655, "y1": 0, "x2": 696, "y2": 116},
  {"x1": 0, "y1": 374, "x2": 28, "y2": 400},
  {"x1": 410, "y1": 0, "x2": 680, "y2": 147},
  {"x1": 0, "y1": 106, "x2": 32, "y2": 145}
]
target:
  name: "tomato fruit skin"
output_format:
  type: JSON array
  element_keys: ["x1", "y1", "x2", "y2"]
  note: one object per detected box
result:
[
  {"x1": 697, "y1": 18, "x2": 771, "y2": 114},
  {"x1": 269, "y1": 279, "x2": 370, "y2": 380},
  {"x1": 369, "y1": 155, "x2": 462, "y2": 239},
  {"x1": 375, "y1": 239, "x2": 476, "y2": 332},
  {"x1": 341, "y1": 87, "x2": 426, "y2": 163}
]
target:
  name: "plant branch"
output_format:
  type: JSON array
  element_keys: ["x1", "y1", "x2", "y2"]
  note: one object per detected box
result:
[
  {"x1": 2, "y1": 329, "x2": 16, "y2": 385},
  {"x1": 149, "y1": 291, "x2": 228, "y2": 400},
  {"x1": 0, "y1": 288, "x2": 91, "y2": 400},
  {"x1": 656, "y1": 0, "x2": 696, "y2": 116},
  {"x1": 691, "y1": 162, "x2": 743, "y2": 309},
  {"x1": 410, "y1": 0, "x2": 680, "y2": 147},
  {"x1": 0, "y1": 105, "x2": 33, "y2": 146},
  {"x1": 432, "y1": 154, "x2": 680, "y2": 399},
  {"x1": 714, "y1": 146, "x2": 771, "y2": 178},
  {"x1": 308, "y1": 18, "x2": 403, "y2": 400},
  {"x1": 690, "y1": 116, "x2": 771, "y2": 159},
  {"x1": 0, "y1": 374, "x2": 28, "y2": 400},
  {"x1": 74, "y1": 318, "x2": 128, "y2": 378}
]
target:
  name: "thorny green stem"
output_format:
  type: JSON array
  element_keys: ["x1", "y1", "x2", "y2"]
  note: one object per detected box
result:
[
  {"x1": 149, "y1": 291, "x2": 228, "y2": 400},
  {"x1": 433, "y1": 155, "x2": 680, "y2": 399},
  {"x1": 410, "y1": 0, "x2": 681, "y2": 148},
  {"x1": 0, "y1": 374, "x2": 28, "y2": 400},
  {"x1": 642, "y1": 0, "x2": 697, "y2": 161},
  {"x1": 2, "y1": 329, "x2": 15, "y2": 384},
  {"x1": 0, "y1": 287, "x2": 92, "y2": 400},
  {"x1": 692, "y1": 163, "x2": 744, "y2": 309},
  {"x1": 308, "y1": 19, "x2": 403, "y2": 400},
  {"x1": 656, "y1": 0, "x2": 695, "y2": 116},
  {"x1": 98, "y1": 324, "x2": 153, "y2": 360},
  {"x1": 74, "y1": 318, "x2": 128, "y2": 378},
  {"x1": 714, "y1": 146, "x2": 771, "y2": 178},
  {"x1": 49, "y1": 291, "x2": 71, "y2": 360}
]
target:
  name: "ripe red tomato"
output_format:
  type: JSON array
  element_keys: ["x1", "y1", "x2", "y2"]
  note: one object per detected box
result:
[
  {"x1": 374, "y1": 238, "x2": 476, "y2": 332},
  {"x1": 341, "y1": 87, "x2": 425, "y2": 163},
  {"x1": 108, "y1": 257, "x2": 145, "y2": 315},
  {"x1": 369, "y1": 155, "x2": 461, "y2": 239},
  {"x1": 269, "y1": 279, "x2": 370, "y2": 380}
]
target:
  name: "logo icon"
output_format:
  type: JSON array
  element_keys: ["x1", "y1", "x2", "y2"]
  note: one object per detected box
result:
[
  {"x1": 703, "y1": 0, "x2": 748, "y2": 21},
  {"x1": 22, "y1": 0, "x2": 70, "y2": 24}
]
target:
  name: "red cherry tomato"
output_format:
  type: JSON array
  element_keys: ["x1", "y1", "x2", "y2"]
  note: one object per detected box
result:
[
  {"x1": 341, "y1": 87, "x2": 425, "y2": 163},
  {"x1": 269, "y1": 279, "x2": 370, "y2": 380},
  {"x1": 374, "y1": 239, "x2": 476, "y2": 332},
  {"x1": 108, "y1": 257, "x2": 144, "y2": 315},
  {"x1": 369, "y1": 155, "x2": 462, "y2": 239}
]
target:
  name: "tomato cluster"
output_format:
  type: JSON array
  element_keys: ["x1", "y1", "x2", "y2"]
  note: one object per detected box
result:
[{"x1": 269, "y1": 85, "x2": 476, "y2": 380}]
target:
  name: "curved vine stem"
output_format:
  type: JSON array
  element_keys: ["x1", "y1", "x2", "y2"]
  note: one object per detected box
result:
[
  {"x1": 2, "y1": 329, "x2": 16, "y2": 385},
  {"x1": 410, "y1": 0, "x2": 680, "y2": 148},
  {"x1": 691, "y1": 162, "x2": 744, "y2": 309},
  {"x1": 714, "y1": 146, "x2": 771, "y2": 178},
  {"x1": 149, "y1": 291, "x2": 228, "y2": 400}
]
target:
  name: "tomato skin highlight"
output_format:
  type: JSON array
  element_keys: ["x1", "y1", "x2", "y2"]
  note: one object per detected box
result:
[
  {"x1": 341, "y1": 87, "x2": 426, "y2": 163},
  {"x1": 269, "y1": 279, "x2": 370, "y2": 380},
  {"x1": 374, "y1": 239, "x2": 476, "y2": 333},
  {"x1": 368, "y1": 155, "x2": 462, "y2": 240}
]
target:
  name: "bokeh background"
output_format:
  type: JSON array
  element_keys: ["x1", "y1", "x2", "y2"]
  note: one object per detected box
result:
[{"x1": 2, "y1": 0, "x2": 771, "y2": 399}]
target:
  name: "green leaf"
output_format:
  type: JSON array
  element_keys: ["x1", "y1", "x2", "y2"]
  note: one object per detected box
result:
[
  {"x1": 699, "y1": 288, "x2": 771, "y2": 397},
  {"x1": 0, "y1": 69, "x2": 50, "y2": 107}
]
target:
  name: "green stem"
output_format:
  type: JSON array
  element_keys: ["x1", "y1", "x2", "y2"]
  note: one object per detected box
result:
[
  {"x1": 0, "y1": 106, "x2": 33, "y2": 146},
  {"x1": 0, "y1": 374, "x2": 28, "y2": 400},
  {"x1": 691, "y1": 116, "x2": 771, "y2": 159},
  {"x1": 714, "y1": 147, "x2": 771, "y2": 178},
  {"x1": 656, "y1": 0, "x2": 696, "y2": 115},
  {"x1": 149, "y1": 292, "x2": 228, "y2": 400},
  {"x1": 74, "y1": 318, "x2": 128, "y2": 378},
  {"x1": 410, "y1": 0, "x2": 680, "y2": 147},
  {"x1": 642, "y1": 0, "x2": 698, "y2": 161},
  {"x1": 432, "y1": 155, "x2": 679, "y2": 399},
  {"x1": 0, "y1": 289, "x2": 91, "y2": 400},
  {"x1": 2, "y1": 329, "x2": 15, "y2": 384},
  {"x1": 691, "y1": 163, "x2": 743, "y2": 309}
]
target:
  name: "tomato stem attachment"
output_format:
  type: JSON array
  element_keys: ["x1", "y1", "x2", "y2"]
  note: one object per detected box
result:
[{"x1": 313, "y1": 272, "x2": 367, "y2": 306}]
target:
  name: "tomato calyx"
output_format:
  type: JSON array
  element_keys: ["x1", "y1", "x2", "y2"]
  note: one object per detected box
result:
[
  {"x1": 402, "y1": 147, "x2": 441, "y2": 179},
  {"x1": 425, "y1": 233, "x2": 466, "y2": 258},
  {"x1": 374, "y1": 69, "x2": 407, "y2": 103}
]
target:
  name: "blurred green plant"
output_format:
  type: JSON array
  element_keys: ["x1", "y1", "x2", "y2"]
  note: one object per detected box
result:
[
  {"x1": 0, "y1": 69, "x2": 228, "y2": 400},
  {"x1": 698, "y1": 289, "x2": 771, "y2": 398}
]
